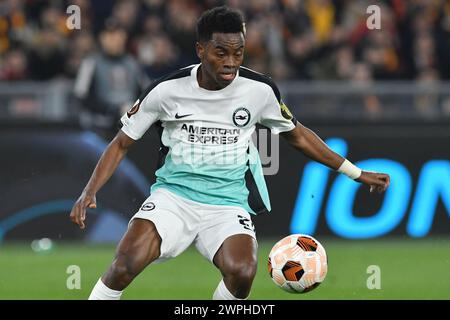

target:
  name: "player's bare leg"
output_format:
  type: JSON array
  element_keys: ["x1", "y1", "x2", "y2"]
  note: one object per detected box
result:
[
  {"x1": 89, "y1": 219, "x2": 161, "y2": 299},
  {"x1": 213, "y1": 234, "x2": 258, "y2": 299}
]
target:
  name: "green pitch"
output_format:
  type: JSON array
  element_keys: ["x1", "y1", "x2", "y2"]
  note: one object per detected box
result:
[{"x1": 1, "y1": 238, "x2": 449, "y2": 300}]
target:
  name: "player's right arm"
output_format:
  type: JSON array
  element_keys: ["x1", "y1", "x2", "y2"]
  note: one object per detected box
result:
[
  {"x1": 71, "y1": 75, "x2": 163, "y2": 228},
  {"x1": 70, "y1": 131, "x2": 136, "y2": 229}
]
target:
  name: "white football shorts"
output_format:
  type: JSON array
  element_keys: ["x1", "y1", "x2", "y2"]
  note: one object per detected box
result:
[{"x1": 129, "y1": 188, "x2": 257, "y2": 263}]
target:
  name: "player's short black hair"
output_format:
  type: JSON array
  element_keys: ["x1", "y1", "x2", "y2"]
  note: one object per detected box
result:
[{"x1": 196, "y1": 6, "x2": 245, "y2": 43}]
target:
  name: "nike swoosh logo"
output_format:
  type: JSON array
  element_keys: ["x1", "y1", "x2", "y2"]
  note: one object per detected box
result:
[{"x1": 175, "y1": 113, "x2": 193, "y2": 119}]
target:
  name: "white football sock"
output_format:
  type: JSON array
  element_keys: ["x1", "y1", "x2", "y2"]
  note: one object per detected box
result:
[
  {"x1": 213, "y1": 279, "x2": 247, "y2": 300},
  {"x1": 88, "y1": 278, "x2": 123, "y2": 300}
]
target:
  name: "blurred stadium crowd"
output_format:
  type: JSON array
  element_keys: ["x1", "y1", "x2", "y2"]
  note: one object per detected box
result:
[{"x1": 1, "y1": 0, "x2": 450, "y2": 83}]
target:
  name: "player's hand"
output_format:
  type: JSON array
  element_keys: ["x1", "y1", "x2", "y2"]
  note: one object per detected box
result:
[
  {"x1": 356, "y1": 171, "x2": 390, "y2": 193},
  {"x1": 70, "y1": 192, "x2": 97, "y2": 229}
]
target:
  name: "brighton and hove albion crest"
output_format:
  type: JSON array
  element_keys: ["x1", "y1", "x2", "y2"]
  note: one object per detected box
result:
[
  {"x1": 141, "y1": 202, "x2": 155, "y2": 211},
  {"x1": 232, "y1": 107, "x2": 251, "y2": 127}
]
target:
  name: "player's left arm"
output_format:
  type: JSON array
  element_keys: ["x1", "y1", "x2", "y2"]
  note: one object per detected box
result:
[{"x1": 280, "y1": 122, "x2": 390, "y2": 193}]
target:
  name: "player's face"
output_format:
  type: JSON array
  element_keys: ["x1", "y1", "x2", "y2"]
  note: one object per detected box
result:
[{"x1": 196, "y1": 32, "x2": 245, "y2": 90}]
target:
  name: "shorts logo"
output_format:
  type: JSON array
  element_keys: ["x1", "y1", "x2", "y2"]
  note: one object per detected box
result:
[
  {"x1": 238, "y1": 214, "x2": 254, "y2": 232},
  {"x1": 233, "y1": 107, "x2": 251, "y2": 127},
  {"x1": 141, "y1": 202, "x2": 155, "y2": 211},
  {"x1": 127, "y1": 99, "x2": 140, "y2": 118}
]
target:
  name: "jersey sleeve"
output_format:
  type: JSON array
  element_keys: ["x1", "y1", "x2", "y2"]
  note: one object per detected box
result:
[
  {"x1": 120, "y1": 85, "x2": 161, "y2": 140},
  {"x1": 258, "y1": 86, "x2": 297, "y2": 135}
]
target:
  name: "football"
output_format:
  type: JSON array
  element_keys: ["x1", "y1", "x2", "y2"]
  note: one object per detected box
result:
[{"x1": 268, "y1": 234, "x2": 327, "y2": 293}]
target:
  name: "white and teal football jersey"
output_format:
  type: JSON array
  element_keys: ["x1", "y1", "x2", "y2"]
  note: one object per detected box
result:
[{"x1": 120, "y1": 64, "x2": 297, "y2": 215}]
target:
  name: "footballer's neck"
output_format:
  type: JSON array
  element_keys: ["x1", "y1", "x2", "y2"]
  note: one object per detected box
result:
[{"x1": 197, "y1": 65, "x2": 227, "y2": 91}]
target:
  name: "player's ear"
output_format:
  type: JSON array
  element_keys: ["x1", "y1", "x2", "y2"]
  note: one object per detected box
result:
[{"x1": 196, "y1": 41, "x2": 205, "y2": 60}]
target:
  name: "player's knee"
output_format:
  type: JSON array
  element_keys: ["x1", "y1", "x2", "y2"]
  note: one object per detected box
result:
[
  {"x1": 109, "y1": 254, "x2": 141, "y2": 284},
  {"x1": 128, "y1": 219, "x2": 162, "y2": 261},
  {"x1": 224, "y1": 259, "x2": 257, "y2": 285},
  {"x1": 221, "y1": 259, "x2": 256, "y2": 299}
]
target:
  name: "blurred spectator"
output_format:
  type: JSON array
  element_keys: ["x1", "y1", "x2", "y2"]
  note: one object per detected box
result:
[
  {"x1": 65, "y1": 31, "x2": 96, "y2": 78},
  {"x1": 141, "y1": 14, "x2": 164, "y2": 37},
  {"x1": 27, "y1": 27, "x2": 66, "y2": 80},
  {"x1": 281, "y1": 0, "x2": 311, "y2": 37},
  {"x1": 243, "y1": 20, "x2": 269, "y2": 74},
  {"x1": 286, "y1": 32, "x2": 317, "y2": 79},
  {"x1": 165, "y1": 0, "x2": 200, "y2": 65},
  {"x1": 0, "y1": 48, "x2": 27, "y2": 80},
  {"x1": 0, "y1": 0, "x2": 31, "y2": 54},
  {"x1": 137, "y1": 33, "x2": 180, "y2": 79},
  {"x1": 73, "y1": 19, "x2": 147, "y2": 140},
  {"x1": 414, "y1": 67, "x2": 440, "y2": 118},
  {"x1": 414, "y1": 32, "x2": 436, "y2": 72},
  {"x1": 361, "y1": 30, "x2": 400, "y2": 80},
  {"x1": 304, "y1": 0, "x2": 335, "y2": 43},
  {"x1": 142, "y1": 0, "x2": 166, "y2": 15},
  {"x1": 0, "y1": 0, "x2": 450, "y2": 124},
  {"x1": 39, "y1": 5, "x2": 70, "y2": 37},
  {"x1": 435, "y1": 1, "x2": 450, "y2": 79},
  {"x1": 349, "y1": 62, "x2": 382, "y2": 118},
  {"x1": 111, "y1": 0, "x2": 140, "y2": 34},
  {"x1": 313, "y1": 44, "x2": 354, "y2": 80},
  {"x1": 0, "y1": 0, "x2": 448, "y2": 84}
]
